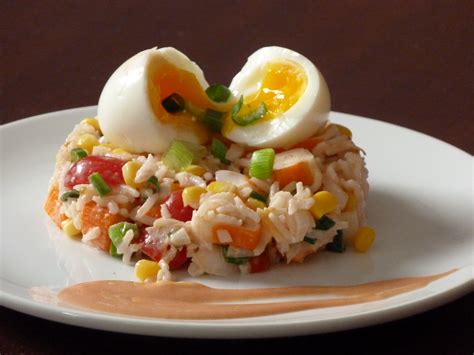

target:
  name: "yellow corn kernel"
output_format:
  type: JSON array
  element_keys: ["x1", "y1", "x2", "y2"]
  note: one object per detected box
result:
[
  {"x1": 207, "y1": 181, "x2": 237, "y2": 194},
  {"x1": 310, "y1": 191, "x2": 339, "y2": 219},
  {"x1": 185, "y1": 165, "x2": 207, "y2": 177},
  {"x1": 182, "y1": 186, "x2": 207, "y2": 207},
  {"x1": 97, "y1": 143, "x2": 114, "y2": 149},
  {"x1": 333, "y1": 124, "x2": 352, "y2": 139},
  {"x1": 112, "y1": 148, "x2": 130, "y2": 155},
  {"x1": 122, "y1": 161, "x2": 142, "y2": 188},
  {"x1": 135, "y1": 259, "x2": 160, "y2": 282},
  {"x1": 247, "y1": 198, "x2": 266, "y2": 210},
  {"x1": 343, "y1": 191, "x2": 357, "y2": 212},
  {"x1": 61, "y1": 219, "x2": 81, "y2": 237},
  {"x1": 80, "y1": 117, "x2": 100, "y2": 131},
  {"x1": 77, "y1": 134, "x2": 99, "y2": 154},
  {"x1": 354, "y1": 226, "x2": 376, "y2": 252}
]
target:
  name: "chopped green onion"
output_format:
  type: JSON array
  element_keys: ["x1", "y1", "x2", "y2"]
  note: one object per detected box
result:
[
  {"x1": 206, "y1": 84, "x2": 231, "y2": 103},
  {"x1": 249, "y1": 191, "x2": 267, "y2": 203},
  {"x1": 178, "y1": 140, "x2": 207, "y2": 163},
  {"x1": 109, "y1": 242, "x2": 120, "y2": 257},
  {"x1": 222, "y1": 245, "x2": 249, "y2": 265},
  {"x1": 315, "y1": 215, "x2": 336, "y2": 230},
  {"x1": 163, "y1": 140, "x2": 194, "y2": 171},
  {"x1": 231, "y1": 96, "x2": 267, "y2": 126},
  {"x1": 60, "y1": 189, "x2": 80, "y2": 202},
  {"x1": 108, "y1": 222, "x2": 138, "y2": 256},
  {"x1": 89, "y1": 172, "x2": 111, "y2": 196},
  {"x1": 249, "y1": 148, "x2": 275, "y2": 180},
  {"x1": 185, "y1": 101, "x2": 205, "y2": 118},
  {"x1": 326, "y1": 230, "x2": 346, "y2": 253},
  {"x1": 211, "y1": 138, "x2": 230, "y2": 165},
  {"x1": 304, "y1": 236, "x2": 317, "y2": 245},
  {"x1": 145, "y1": 176, "x2": 160, "y2": 192},
  {"x1": 70, "y1": 148, "x2": 87, "y2": 162},
  {"x1": 162, "y1": 93, "x2": 185, "y2": 113},
  {"x1": 202, "y1": 109, "x2": 224, "y2": 132}
]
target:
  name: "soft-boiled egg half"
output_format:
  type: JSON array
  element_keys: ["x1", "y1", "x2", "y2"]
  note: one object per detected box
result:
[
  {"x1": 98, "y1": 47, "x2": 233, "y2": 154},
  {"x1": 223, "y1": 46, "x2": 331, "y2": 148},
  {"x1": 97, "y1": 46, "x2": 330, "y2": 153}
]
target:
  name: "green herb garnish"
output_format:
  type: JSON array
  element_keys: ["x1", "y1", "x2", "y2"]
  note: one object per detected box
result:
[
  {"x1": 222, "y1": 245, "x2": 249, "y2": 265},
  {"x1": 70, "y1": 148, "x2": 87, "y2": 162},
  {"x1": 162, "y1": 93, "x2": 185, "y2": 113},
  {"x1": 249, "y1": 148, "x2": 275, "y2": 180},
  {"x1": 89, "y1": 172, "x2": 111, "y2": 197},
  {"x1": 249, "y1": 191, "x2": 267, "y2": 203},
  {"x1": 231, "y1": 96, "x2": 267, "y2": 126},
  {"x1": 315, "y1": 215, "x2": 336, "y2": 231},
  {"x1": 211, "y1": 138, "x2": 230, "y2": 165},
  {"x1": 202, "y1": 109, "x2": 224, "y2": 132},
  {"x1": 326, "y1": 230, "x2": 345, "y2": 253},
  {"x1": 304, "y1": 236, "x2": 317, "y2": 245},
  {"x1": 205, "y1": 84, "x2": 231, "y2": 103},
  {"x1": 145, "y1": 176, "x2": 160, "y2": 192},
  {"x1": 60, "y1": 189, "x2": 80, "y2": 202}
]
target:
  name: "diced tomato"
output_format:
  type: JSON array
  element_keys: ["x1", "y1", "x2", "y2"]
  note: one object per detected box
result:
[
  {"x1": 249, "y1": 250, "x2": 271, "y2": 273},
  {"x1": 168, "y1": 247, "x2": 189, "y2": 270},
  {"x1": 64, "y1": 156, "x2": 125, "y2": 189},
  {"x1": 164, "y1": 190, "x2": 194, "y2": 222},
  {"x1": 137, "y1": 227, "x2": 189, "y2": 270}
]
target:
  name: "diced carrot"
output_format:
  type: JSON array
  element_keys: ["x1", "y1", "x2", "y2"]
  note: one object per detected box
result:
[
  {"x1": 146, "y1": 203, "x2": 162, "y2": 219},
  {"x1": 212, "y1": 224, "x2": 262, "y2": 250},
  {"x1": 292, "y1": 136, "x2": 321, "y2": 150},
  {"x1": 273, "y1": 161, "x2": 314, "y2": 188},
  {"x1": 81, "y1": 202, "x2": 125, "y2": 251},
  {"x1": 44, "y1": 185, "x2": 66, "y2": 227},
  {"x1": 170, "y1": 182, "x2": 181, "y2": 191}
]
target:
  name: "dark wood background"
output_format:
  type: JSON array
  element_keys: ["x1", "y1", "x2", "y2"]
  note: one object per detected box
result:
[{"x1": 1, "y1": 1, "x2": 473, "y2": 354}]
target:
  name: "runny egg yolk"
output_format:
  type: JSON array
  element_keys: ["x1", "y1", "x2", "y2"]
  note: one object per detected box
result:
[
  {"x1": 148, "y1": 60, "x2": 211, "y2": 141},
  {"x1": 224, "y1": 60, "x2": 308, "y2": 134}
]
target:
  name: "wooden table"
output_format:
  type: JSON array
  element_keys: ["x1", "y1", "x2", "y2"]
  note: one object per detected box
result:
[{"x1": 2, "y1": 1, "x2": 472, "y2": 353}]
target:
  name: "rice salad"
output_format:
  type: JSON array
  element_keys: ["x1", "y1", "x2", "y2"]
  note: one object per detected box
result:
[{"x1": 44, "y1": 46, "x2": 376, "y2": 281}]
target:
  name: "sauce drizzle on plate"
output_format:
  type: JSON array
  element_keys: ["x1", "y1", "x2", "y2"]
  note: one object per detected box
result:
[{"x1": 58, "y1": 270, "x2": 455, "y2": 320}]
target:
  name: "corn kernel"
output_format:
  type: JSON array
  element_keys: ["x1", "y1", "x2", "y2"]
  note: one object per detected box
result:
[
  {"x1": 247, "y1": 198, "x2": 266, "y2": 210},
  {"x1": 61, "y1": 219, "x2": 81, "y2": 237},
  {"x1": 354, "y1": 226, "x2": 376, "y2": 252},
  {"x1": 333, "y1": 124, "x2": 352, "y2": 139},
  {"x1": 310, "y1": 191, "x2": 339, "y2": 219},
  {"x1": 182, "y1": 186, "x2": 207, "y2": 207},
  {"x1": 112, "y1": 148, "x2": 130, "y2": 155},
  {"x1": 185, "y1": 165, "x2": 207, "y2": 177},
  {"x1": 207, "y1": 181, "x2": 237, "y2": 194},
  {"x1": 98, "y1": 143, "x2": 114, "y2": 149},
  {"x1": 77, "y1": 134, "x2": 99, "y2": 154},
  {"x1": 122, "y1": 161, "x2": 142, "y2": 188},
  {"x1": 343, "y1": 191, "x2": 357, "y2": 212},
  {"x1": 80, "y1": 117, "x2": 100, "y2": 131},
  {"x1": 135, "y1": 259, "x2": 160, "y2": 282}
]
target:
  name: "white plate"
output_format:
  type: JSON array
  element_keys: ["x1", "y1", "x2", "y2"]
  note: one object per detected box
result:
[{"x1": 1, "y1": 107, "x2": 473, "y2": 338}]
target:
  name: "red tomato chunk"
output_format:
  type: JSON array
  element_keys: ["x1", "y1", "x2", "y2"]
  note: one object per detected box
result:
[
  {"x1": 64, "y1": 156, "x2": 125, "y2": 189},
  {"x1": 164, "y1": 190, "x2": 194, "y2": 222},
  {"x1": 137, "y1": 227, "x2": 189, "y2": 270}
]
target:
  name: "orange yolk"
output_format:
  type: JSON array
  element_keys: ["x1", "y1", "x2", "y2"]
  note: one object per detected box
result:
[
  {"x1": 223, "y1": 60, "x2": 307, "y2": 134},
  {"x1": 147, "y1": 61, "x2": 212, "y2": 142}
]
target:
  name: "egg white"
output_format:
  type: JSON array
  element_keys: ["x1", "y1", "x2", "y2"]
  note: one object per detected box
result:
[
  {"x1": 225, "y1": 46, "x2": 331, "y2": 148},
  {"x1": 97, "y1": 47, "x2": 214, "y2": 154}
]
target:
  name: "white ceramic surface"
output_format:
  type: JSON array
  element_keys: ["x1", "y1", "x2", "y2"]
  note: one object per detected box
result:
[{"x1": 1, "y1": 107, "x2": 473, "y2": 338}]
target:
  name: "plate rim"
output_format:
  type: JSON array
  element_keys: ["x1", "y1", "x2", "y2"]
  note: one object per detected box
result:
[{"x1": 1, "y1": 106, "x2": 473, "y2": 338}]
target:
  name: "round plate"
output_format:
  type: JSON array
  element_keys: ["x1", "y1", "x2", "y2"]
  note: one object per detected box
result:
[{"x1": 1, "y1": 107, "x2": 472, "y2": 338}]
